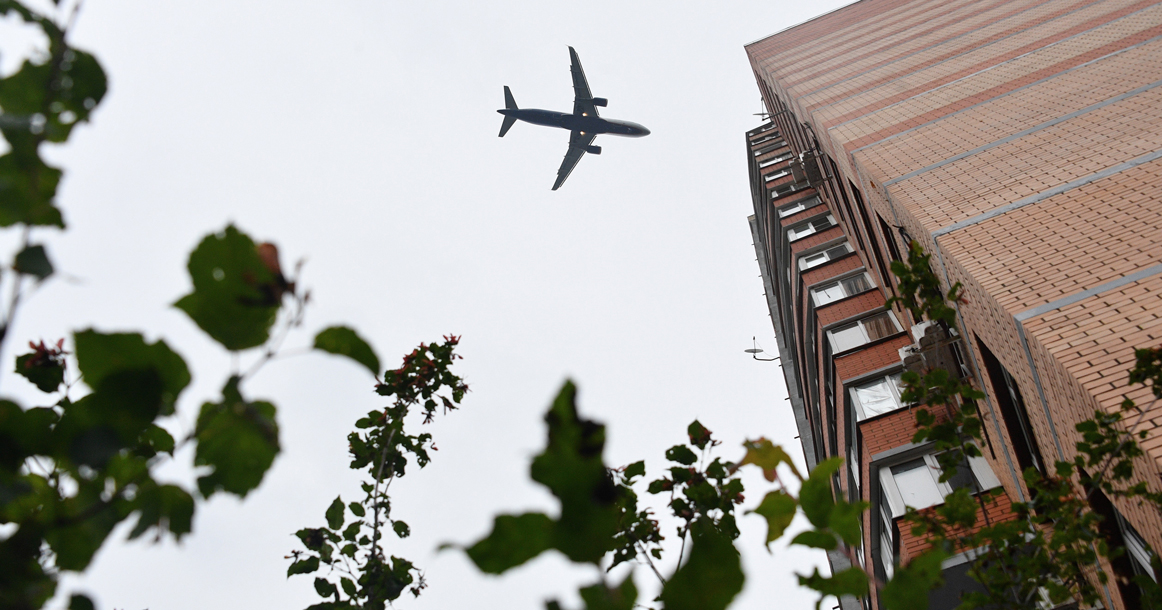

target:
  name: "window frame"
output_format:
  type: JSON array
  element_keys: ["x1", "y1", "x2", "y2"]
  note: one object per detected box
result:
[
  {"x1": 811, "y1": 271, "x2": 875, "y2": 307},
  {"x1": 879, "y1": 449, "x2": 1001, "y2": 517},
  {"x1": 849, "y1": 373, "x2": 905, "y2": 421},
  {"x1": 826, "y1": 310, "x2": 903, "y2": 353},
  {"x1": 798, "y1": 241, "x2": 851, "y2": 271},
  {"x1": 787, "y1": 214, "x2": 836, "y2": 242}
]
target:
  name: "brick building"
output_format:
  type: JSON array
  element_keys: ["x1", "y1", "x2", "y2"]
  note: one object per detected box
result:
[{"x1": 743, "y1": 0, "x2": 1162, "y2": 608}]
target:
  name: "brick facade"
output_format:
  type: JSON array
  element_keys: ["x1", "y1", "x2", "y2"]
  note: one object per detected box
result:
[{"x1": 745, "y1": 1, "x2": 1162, "y2": 608}]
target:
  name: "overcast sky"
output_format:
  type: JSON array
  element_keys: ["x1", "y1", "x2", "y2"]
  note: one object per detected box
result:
[{"x1": 2, "y1": 1, "x2": 856, "y2": 608}]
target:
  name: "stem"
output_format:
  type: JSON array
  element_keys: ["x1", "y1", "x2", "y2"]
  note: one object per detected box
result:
[{"x1": 636, "y1": 541, "x2": 666, "y2": 585}]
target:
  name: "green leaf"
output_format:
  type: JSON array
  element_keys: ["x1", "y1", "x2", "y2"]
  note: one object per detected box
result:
[
  {"x1": 325, "y1": 496, "x2": 344, "y2": 530},
  {"x1": 127, "y1": 482, "x2": 195, "y2": 541},
  {"x1": 138, "y1": 423, "x2": 176, "y2": 455},
  {"x1": 14, "y1": 352, "x2": 64, "y2": 393},
  {"x1": 749, "y1": 490, "x2": 797, "y2": 549},
  {"x1": 194, "y1": 377, "x2": 280, "y2": 498},
  {"x1": 738, "y1": 438, "x2": 801, "y2": 481},
  {"x1": 13, "y1": 244, "x2": 53, "y2": 279},
  {"x1": 665, "y1": 444, "x2": 698, "y2": 465},
  {"x1": 392, "y1": 520, "x2": 410, "y2": 538},
  {"x1": 0, "y1": 151, "x2": 64, "y2": 227},
  {"x1": 288, "y1": 555, "x2": 320, "y2": 577},
  {"x1": 798, "y1": 567, "x2": 869, "y2": 609},
  {"x1": 314, "y1": 326, "x2": 380, "y2": 377},
  {"x1": 314, "y1": 577, "x2": 337, "y2": 598},
  {"x1": 0, "y1": 46, "x2": 107, "y2": 143},
  {"x1": 660, "y1": 519, "x2": 744, "y2": 610},
  {"x1": 830, "y1": 500, "x2": 868, "y2": 547},
  {"x1": 73, "y1": 330, "x2": 190, "y2": 416},
  {"x1": 687, "y1": 420, "x2": 712, "y2": 449},
  {"x1": 68, "y1": 594, "x2": 95, "y2": 610},
  {"x1": 790, "y1": 530, "x2": 838, "y2": 550},
  {"x1": 341, "y1": 577, "x2": 357, "y2": 597},
  {"x1": 880, "y1": 549, "x2": 946, "y2": 610},
  {"x1": 576, "y1": 574, "x2": 638, "y2": 610},
  {"x1": 623, "y1": 460, "x2": 645, "y2": 482},
  {"x1": 465, "y1": 512, "x2": 554, "y2": 574},
  {"x1": 348, "y1": 502, "x2": 365, "y2": 517},
  {"x1": 174, "y1": 225, "x2": 281, "y2": 351},
  {"x1": 800, "y1": 457, "x2": 843, "y2": 528},
  {"x1": 529, "y1": 381, "x2": 619, "y2": 564}
]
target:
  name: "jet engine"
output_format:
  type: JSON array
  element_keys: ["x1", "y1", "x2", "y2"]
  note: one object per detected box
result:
[
  {"x1": 584, "y1": 144, "x2": 602, "y2": 155},
  {"x1": 590, "y1": 97, "x2": 608, "y2": 107}
]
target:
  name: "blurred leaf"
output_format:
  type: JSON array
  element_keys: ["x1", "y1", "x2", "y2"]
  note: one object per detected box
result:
[
  {"x1": 74, "y1": 330, "x2": 190, "y2": 416},
  {"x1": 288, "y1": 555, "x2": 320, "y2": 577},
  {"x1": 738, "y1": 438, "x2": 801, "y2": 481},
  {"x1": 194, "y1": 376, "x2": 279, "y2": 498},
  {"x1": 798, "y1": 567, "x2": 869, "y2": 610},
  {"x1": 530, "y1": 381, "x2": 618, "y2": 564},
  {"x1": 687, "y1": 420, "x2": 712, "y2": 449},
  {"x1": 800, "y1": 457, "x2": 842, "y2": 528},
  {"x1": 790, "y1": 530, "x2": 838, "y2": 550},
  {"x1": 666, "y1": 444, "x2": 698, "y2": 465},
  {"x1": 0, "y1": 151, "x2": 64, "y2": 227},
  {"x1": 174, "y1": 225, "x2": 280, "y2": 351},
  {"x1": 127, "y1": 482, "x2": 194, "y2": 541},
  {"x1": 750, "y1": 490, "x2": 796, "y2": 549},
  {"x1": 14, "y1": 352, "x2": 63, "y2": 393},
  {"x1": 13, "y1": 244, "x2": 52, "y2": 279},
  {"x1": 392, "y1": 520, "x2": 410, "y2": 538},
  {"x1": 314, "y1": 577, "x2": 337, "y2": 598},
  {"x1": 348, "y1": 502, "x2": 365, "y2": 517},
  {"x1": 314, "y1": 326, "x2": 380, "y2": 377},
  {"x1": 138, "y1": 423, "x2": 175, "y2": 456},
  {"x1": 68, "y1": 594, "x2": 95, "y2": 610},
  {"x1": 568, "y1": 574, "x2": 637, "y2": 610},
  {"x1": 465, "y1": 512, "x2": 554, "y2": 574},
  {"x1": 830, "y1": 500, "x2": 868, "y2": 547},
  {"x1": 623, "y1": 460, "x2": 645, "y2": 481},
  {"x1": 0, "y1": 48, "x2": 106, "y2": 143},
  {"x1": 881, "y1": 549, "x2": 946, "y2": 610},
  {"x1": 325, "y1": 496, "x2": 344, "y2": 530},
  {"x1": 660, "y1": 519, "x2": 744, "y2": 610},
  {"x1": 45, "y1": 481, "x2": 121, "y2": 570}
]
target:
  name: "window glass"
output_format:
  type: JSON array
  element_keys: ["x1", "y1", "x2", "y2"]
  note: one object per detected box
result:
[
  {"x1": 800, "y1": 252, "x2": 828, "y2": 270},
  {"x1": 824, "y1": 244, "x2": 849, "y2": 259},
  {"x1": 812, "y1": 281, "x2": 847, "y2": 306},
  {"x1": 778, "y1": 201, "x2": 805, "y2": 218},
  {"x1": 891, "y1": 460, "x2": 943, "y2": 510},
  {"x1": 841, "y1": 274, "x2": 871, "y2": 294},
  {"x1": 829, "y1": 324, "x2": 865, "y2": 352},
  {"x1": 765, "y1": 170, "x2": 790, "y2": 182},
  {"x1": 863, "y1": 312, "x2": 898, "y2": 340},
  {"x1": 852, "y1": 374, "x2": 903, "y2": 420}
]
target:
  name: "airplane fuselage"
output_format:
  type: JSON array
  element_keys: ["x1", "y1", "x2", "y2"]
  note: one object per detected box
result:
[{"x1": 497, "y1": 108, "x2": 649, "y2": 137}]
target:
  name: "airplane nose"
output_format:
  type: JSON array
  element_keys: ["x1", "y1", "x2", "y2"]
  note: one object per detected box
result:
[{"x1": 640, "y1": 126, "x2": 651, "y2": 136}]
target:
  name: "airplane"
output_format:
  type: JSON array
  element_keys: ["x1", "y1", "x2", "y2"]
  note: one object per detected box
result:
[{"x1": 497, "y1": 46, "x2": 650, "y2": 190}]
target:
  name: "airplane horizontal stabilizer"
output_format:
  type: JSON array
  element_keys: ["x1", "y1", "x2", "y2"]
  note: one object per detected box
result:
[{"x1": 499, "y1": 115, "x2": 517, "y2": 137}]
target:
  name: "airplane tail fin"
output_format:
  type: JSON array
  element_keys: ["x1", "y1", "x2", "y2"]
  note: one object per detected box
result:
[{"x1": 499, "y1": 86, "x2": 518, "y2": 137}]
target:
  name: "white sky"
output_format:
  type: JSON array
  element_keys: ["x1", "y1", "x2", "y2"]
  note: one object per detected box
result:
[{"x1": 1, "y1": 1, "x2": 856, "y2": 608}]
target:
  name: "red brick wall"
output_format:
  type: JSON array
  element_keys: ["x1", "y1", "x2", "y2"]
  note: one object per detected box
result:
[{"x1": 897, "y1": 491, "x2": 1017, "y2": 564}]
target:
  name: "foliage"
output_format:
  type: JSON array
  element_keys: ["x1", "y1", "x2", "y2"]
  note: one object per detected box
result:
[
  {"x1": 888, "y1": 239, "x2": 1162, "y2": 610},
  {"x1": 286, "y1": 336, "x2": 467, "y2": 609},
  {"x1": 0, "y1": 2, "x2": 396, "y2": 608}
]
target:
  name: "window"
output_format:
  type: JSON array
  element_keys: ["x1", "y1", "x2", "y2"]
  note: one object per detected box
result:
[
  {"x1": 812, "y1": 272, "x2": 873, "y2": 306},
  {"x1": 787, "y1": 214, "x2": 835, "y2": 241},
  {"x1": 977, "y1": 336, "x2": 1046, "y2": 475},
  {"x1": 850, "y1": 373, "x2": 904, "y2": 420},
  {"x1": 827, "y1": 311, "x2": 901, "y2": 352},
  {"x1": 798, "y1": 242, "x2": 851, "y2": 270},
  {"x1": 879, "y1": 450, "x2": 1001, "y2": 515},
  {"x1": 778, "y1": 195, "x2": 820, "y2": 218},
  {"x1": 764, "y1": 169, "x2": 790, "y2": 182},
  {"x1": 760, "y1": 153, "x2": 793, "y2": 168}
]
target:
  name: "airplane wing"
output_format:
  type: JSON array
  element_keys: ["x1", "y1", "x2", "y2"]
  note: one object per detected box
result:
[
  {"x1": 552, "y1": 130, "x2": 596, "y2": 190},
  {"x1": 569, "y1": 46, "x2": 599, "y2": 118}
]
